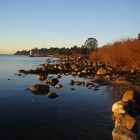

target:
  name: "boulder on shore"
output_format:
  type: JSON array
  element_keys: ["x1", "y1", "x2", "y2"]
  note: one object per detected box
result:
[
  {"x1": 122, "y1": 90, "x2": 134, "y2": 102},
  {"x1": 97, "y1": 67, "x2": 107, "y2": 75},
  {"x1": 114, "y1": 113, "x2": 136, "y2": 130},
  {"x1": 112, "y1": 101, "x2": 126, "y2": 115}
]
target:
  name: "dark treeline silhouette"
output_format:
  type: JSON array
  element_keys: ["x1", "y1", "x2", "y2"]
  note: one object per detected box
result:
[
  {"x1": 15, "y1": 38, "x2": 98, "y2": 57},
  {"x1": 14, "y1": 45, "x2": 91, "y2": 56}
]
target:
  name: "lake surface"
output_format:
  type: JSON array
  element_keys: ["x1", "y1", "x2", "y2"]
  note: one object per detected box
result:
[{"x1": 0, "y1": 54, "x2": 115, "y2": 140}]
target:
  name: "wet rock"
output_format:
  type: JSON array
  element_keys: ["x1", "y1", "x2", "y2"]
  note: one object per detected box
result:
[
  {"x1": 105, "y1": 75, "x2": 111, "y2": 80},
  {"x1": 93, "y1": 75, "x2": 100, "y2": 80},
  {"x1": 94, "y1": 86, "x2": 100, "y2": 90},
  {"x1": 81, "y1": 82, "x2": 85, "y2": 86},
  {"x1": 37, "y1": 64, "x2": 46, "y2": 71},
  {"x1": 86, "y1": 82, "x2": 95, "y2": 88},
  {"x1": 64, "y1": 62, "x2": 71, "y2": 70},
  {"x1": 70, "y1": 88, "x2": 75, "y2": 90},
  {"x1": 19, "y1": 69, "x2": 27, "y2": 74},
  {"x1": 58, "y1": 65, "x2": 63, "y2": 70},
  {"x1": 75, "y1": 81, "x2": 83, "y2": 86},
  {"x1": 71, "y1": 63, "x2": 78, "y2": 70},
  {"x1": 71, "y1": 71, "x2": 77, "y2": 75},
  {"x1": 46, "y1": 78, "x2": 59, "y2": 86},
  {"x1": 55, "y1": 84, "x2": 63, "y2": 88},
  {"x1": 29, "y1": 84, "x2": 50, "y2": 94},
  {"x1": 122, "y1": 90, "x2": 134, "y2": 102},
  {"x1": 47, "y1": 92, "x2": 58, "y2": 98},
  {"x1": 77, "y1": 72, "x2": 87, "y2": 77},
  {"x1": 69, "y1": 80, "x2": 75, "y2": 85},
  {"x1": 64, "y1": 72, "x2": 70, "y2": 75},
  {"x1": 112, "y1": 126, "x2": 137, "y2": 140},
  {"x1": 57, "y1": 73, "x2": 62, "y2": 79},
  {"x1": 36, "y1": 74, "x2": 47, "y2": 81},
  {"x1": 26, "y1": 88, "x2": 29, "y2": 91},
  {"x1": 15, "y1": 73, "x2": 22, "y2": 76}
]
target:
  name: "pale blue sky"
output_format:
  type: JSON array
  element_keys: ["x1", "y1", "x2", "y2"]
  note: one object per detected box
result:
[{"x1": 0, "y1": 0, "x2": 140, "y2": 54}]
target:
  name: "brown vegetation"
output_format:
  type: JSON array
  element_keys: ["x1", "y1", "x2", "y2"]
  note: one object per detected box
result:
[{"x1": 89, "y1": 36, "x2": 140, "y2": 69}]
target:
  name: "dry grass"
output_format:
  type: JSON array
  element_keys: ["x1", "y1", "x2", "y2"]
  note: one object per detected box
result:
[{"x1": 89, "y1": 37, "x2": 140, "y2": 69}]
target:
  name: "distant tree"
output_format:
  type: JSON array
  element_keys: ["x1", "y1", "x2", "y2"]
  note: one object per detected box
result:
[{"x1": 84, "y1": 38, "x2": 98, "y2": 53}]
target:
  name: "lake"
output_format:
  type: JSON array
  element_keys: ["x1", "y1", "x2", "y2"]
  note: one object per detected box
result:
[{"x1": 0, "y1": 54, "x2": 115, "y2": 140}]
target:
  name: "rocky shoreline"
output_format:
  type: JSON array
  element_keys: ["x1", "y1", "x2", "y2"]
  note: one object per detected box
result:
[{"x1": 16, "y1": 56, "x2": 140, "y2": 139}]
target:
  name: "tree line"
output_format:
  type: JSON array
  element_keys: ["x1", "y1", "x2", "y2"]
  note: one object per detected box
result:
[{"x1": 14, "y1": 38, "x2": 98, "y2": 56}]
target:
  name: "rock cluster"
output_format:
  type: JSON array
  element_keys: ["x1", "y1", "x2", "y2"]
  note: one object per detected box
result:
[
  {"x1": 112, "y1": 90, "x2": 140, "y2": 140},
  {"x1": 69, "y1": 80, "x2": 99, "y2": 90},
  {"x1": 18, "y1": 57, "x2": 115, "y2": 86},
  {"x1": 29, "y1": 83, "x2": 58, "y2": 99},
  {"x1": 29, "y1": 76, "x2": 63, "y2": 98}
]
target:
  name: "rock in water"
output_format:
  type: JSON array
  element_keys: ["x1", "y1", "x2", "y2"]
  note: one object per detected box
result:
[
  {"x1": 69, "y1": 80, "x2": 75, "y2": 85},
  {"x1": 36, "y1": 74, "x2": 47, "y2": 81},
  {"x1": 112, "y1": 126, "x2": 137, "y2": 140},
  {"x1": 30, "y1": 84, "x2": 50, "y2": 94},
  {"x1": 47, "y1": 92, "x2": 58, "y2": 98},
  {"x1": 46, "y1": 78, "x2": 59, "y2": 86},
  {"x1": 55, "y1": 84, "x2": 62, "y2": 88}
]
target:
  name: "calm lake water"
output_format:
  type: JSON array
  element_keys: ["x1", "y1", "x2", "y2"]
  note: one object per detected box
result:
[{"x1": 0, "y1": 54, "x2": 115, "y2": 140}]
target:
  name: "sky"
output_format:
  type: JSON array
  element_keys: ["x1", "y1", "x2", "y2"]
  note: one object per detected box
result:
[{"x1": 0, "y1": 0, "x2": 140, "y2": 54}]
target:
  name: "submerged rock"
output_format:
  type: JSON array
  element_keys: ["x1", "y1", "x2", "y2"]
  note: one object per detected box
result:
[
  {"x1": 29, "y1": 84, "x2": 50, "y2": 94},
  {"x1": 47, "y1": 92, "x2": 58, "y2": 98},
  {"x1": 19, "y1": 69, "x2": 45, "y2": 74},
  {"x1": 36, "y1": 74, "x2": 47, "y2": 81},
  {"x1": 57, "y1": 73, "x2": 62, "y2": 79},
  {"x1": 69, "y1": 80, "x2": 75, "y2": 85},
  {"x1": 15, "y1": 73, "x2": 22, "y2": 76},
  {"x1": 46, "y1": 78, "x2": 59, "y2": 86},
  {"x1": 70, "y1": 88, "x2": 75, "y2": 90}
]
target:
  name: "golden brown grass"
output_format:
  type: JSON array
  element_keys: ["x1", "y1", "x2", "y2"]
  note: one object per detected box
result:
[{"x1": 89, "y1": 37, "x2": 140, "y2": 69}]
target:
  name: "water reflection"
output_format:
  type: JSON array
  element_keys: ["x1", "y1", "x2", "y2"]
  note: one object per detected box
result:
[{"x1": 0, "y1": 55, "x2": 116, "y2": 140}]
